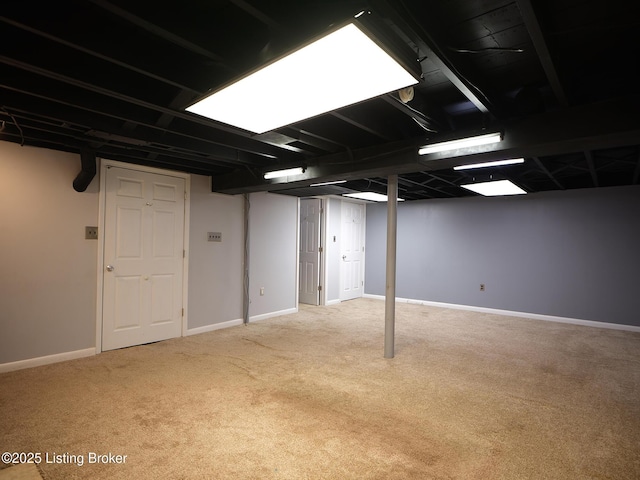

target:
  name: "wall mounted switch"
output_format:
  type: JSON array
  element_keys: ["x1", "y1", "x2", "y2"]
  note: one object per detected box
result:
[{"x1": 207, "y1": 232, "x2": 222, "y2": 242}]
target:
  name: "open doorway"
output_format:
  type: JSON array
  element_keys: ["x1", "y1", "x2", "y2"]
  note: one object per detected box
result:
[{"x1": 298, "y1": 197, "x2": 366, "y2": 306}]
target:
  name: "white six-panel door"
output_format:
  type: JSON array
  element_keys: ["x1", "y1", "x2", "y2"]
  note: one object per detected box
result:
[
  {"x1": 102, "y1": 166, "x2": 185, "y2": 351},
  {"x1": 340, "y1": 201, "x2": 365, "y2": 301},
  {"x1": 299, "y1": 198, "x2": 321, "y2": 305}
]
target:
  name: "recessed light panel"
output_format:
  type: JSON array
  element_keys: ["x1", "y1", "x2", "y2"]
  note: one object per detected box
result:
[
  {"x1": 461, "y1": 180, "x2": 526, "y2": 196},
  {"x1": 186, "y1": 23, "x2": 419, "y2": 134}
]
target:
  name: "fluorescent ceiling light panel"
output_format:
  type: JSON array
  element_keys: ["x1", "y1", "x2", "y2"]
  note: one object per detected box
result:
[
  {"x1": 418, "y1": 132, "x2": 502, "y2": 155},
  {"x1": 343, "y1": 192, "x2": 404, "y2": 202},
  {"x1": 453, "y1": 158, "x2": 524, "y2": 170},
  {"x1": 461, "y1": 179, "x2": 526, "y2": 196},
  {"x1": 186, "y1": 23, "x2": 419, "y2": 134},
  {"x1": 263, "y1": 167, "x2": 304, "y2": 179},
  {"x1": 310, "y1": 180, "x2": 347, "y2": 187}
]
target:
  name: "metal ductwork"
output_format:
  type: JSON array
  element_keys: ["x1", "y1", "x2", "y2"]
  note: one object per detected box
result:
[{"x1": 73, "y1": 149, "x2": 96, "y2": 192}]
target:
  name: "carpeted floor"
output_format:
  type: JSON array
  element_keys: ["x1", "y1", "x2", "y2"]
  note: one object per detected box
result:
[
  {"x1": 1, "y1": 298, "x2": 639, "y2": 479},
  {"x1": 0, "y1": 464, "x2": 43, "y2": 480}
]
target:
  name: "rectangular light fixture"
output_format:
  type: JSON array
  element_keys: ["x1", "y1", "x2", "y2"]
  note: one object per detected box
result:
[
  {"x1": 186, "y1": 20, "x2": 419, "y2": 134},
  {"x1": 418, "y1": 132, "x2": 502, "y2": 156},
  {"x1": 263, "y1": 167, "x2": 304, "y2": 180},
  {"x1": 343, "y1": 192, "x2": 404, "y2": 202},
  {"x1": 453, "y1": 158, "x2": 524, "y2": 170},
  {"x1": 310, "y1": 180, "x2": 347, "y2": 187},
  {"x1": 461, "y1": 179, "x2": 526, "y2": 196}
]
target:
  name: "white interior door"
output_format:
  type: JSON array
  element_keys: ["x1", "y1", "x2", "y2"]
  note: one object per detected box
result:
[
  {"x1": 102, "y1": 166, "x2": 185, "y2": 351},
  {"x1": 299, "y1": 198, "x2": 321, "y2": 305},
  {"x1": 340, "y1": 201, "x2": 365, "y2": 301}
]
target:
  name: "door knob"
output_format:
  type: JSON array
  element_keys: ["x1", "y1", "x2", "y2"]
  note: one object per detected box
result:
[
  {"x1": 106, "y1": 265, "x2": 114, "y2": 272},
  {"x1": 342, "y1": 255, "x2": 347, "y2": 260}
]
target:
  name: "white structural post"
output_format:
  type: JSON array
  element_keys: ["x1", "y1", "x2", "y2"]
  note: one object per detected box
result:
[{"x1": 384, "y1": 174, "x2": 398, "y2": 358}]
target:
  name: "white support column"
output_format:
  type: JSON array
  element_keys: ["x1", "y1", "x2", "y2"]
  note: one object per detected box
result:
[
  {"x1": 243, "y1": 193, "x2": 250, "y2": 324},
  {"x1": 384, "y1": 175, "x2": 398, "y2": 358}
]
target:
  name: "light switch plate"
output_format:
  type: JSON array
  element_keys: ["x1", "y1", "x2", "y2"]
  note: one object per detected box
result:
[{"x1": 207, "y1": 232, "x2": 222, "y2": 242}]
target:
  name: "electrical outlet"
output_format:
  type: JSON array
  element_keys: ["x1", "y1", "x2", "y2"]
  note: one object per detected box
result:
[
  {"x1": 85, "y1": 226, "x2": 98, "y2": 239},
  {"x1": 207, "y1": 232, "x2": 222, "y2": 242},
  {"x1": 480, "y1": 284, "x2": 485, "y2": 291},
  {"x1": 260, "y1": 287, "x2": 265, "y2": 296}
]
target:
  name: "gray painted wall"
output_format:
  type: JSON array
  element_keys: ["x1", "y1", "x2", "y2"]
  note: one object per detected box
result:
[
  {"x1": 248, "y1": 192, "x2": 298, "y2": 318},
  {"x1": 187, "y1": 176, "x2": 244, "y2": 329},
  {"x1": 0, "y1": 142, "x2": 301, "y2": 366},
  {"x1": 0, "y1": 143, "x2": 99, "y2": 363},
  {"x1": 365, "y1": 186, "x2": 640, "y2": 326}
]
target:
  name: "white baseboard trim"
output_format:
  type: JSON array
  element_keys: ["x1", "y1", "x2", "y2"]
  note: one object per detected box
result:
[
  {"x1": 186, "y1": 318, "x2": 244, "y2": 336},
  {"x1": 0, "y1": 347, "x2": 96, "y2": 374},
  {"x1": 325, "y1": 299, "x2": 341, "y2": 306},
  {"x1": 250, "y1": 307, "x2": 298, "y2": 323},
  {"x1": 363, "y1": 294, "x2": 640, "y2": 333}
]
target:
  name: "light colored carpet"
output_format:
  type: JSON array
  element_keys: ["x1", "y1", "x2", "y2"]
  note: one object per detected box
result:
[
  {"x1": 0, "y1": 464, "x2": 43, "y2": 480},
  {"x1": 1, "y1": 298, "x2": 639, "y2": 479}
]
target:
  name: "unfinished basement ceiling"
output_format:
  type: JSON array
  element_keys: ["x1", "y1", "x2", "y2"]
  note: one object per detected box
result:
[{"x1": 1, "y1": 0, "x2": 639, "y2": 200}]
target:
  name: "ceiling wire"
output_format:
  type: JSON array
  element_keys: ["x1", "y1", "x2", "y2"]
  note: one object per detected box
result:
[
  {"x1": 393, "y1": 0, "x2": 496, "y2": 116},
  {"x1": 1, "y1": 107, "x2": 25, "y2": 146}
]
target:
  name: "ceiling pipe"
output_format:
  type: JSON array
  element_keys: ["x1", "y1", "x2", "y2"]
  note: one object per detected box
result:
[{"x1": 73, "y1": 148, "x2": 97, "y2": 192}]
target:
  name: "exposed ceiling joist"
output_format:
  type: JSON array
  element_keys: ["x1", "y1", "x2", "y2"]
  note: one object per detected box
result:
[
  {"x1": 420, "y1": 172, "x2": 460, "y2": 190},
  {"x1": 381, "y1": 94, "x2": 439, "y2": 133},
  {"x1": 584, "y1": 151, "x2": 599, "y2": 187},
  {"x1": 88, "y1": 0, "x2": 228, "y2": 64},
  {"x1": 516, "y1": 0, "x2": 569, "y2": 107},
  {"x1": 1, "y1": 0, "x2": 638, "y2": 200},
  {"x1": 398, "y1": 175, "x2": 456, "y2": 197},
  {"x1": 229, "y1": 0, "x2": 281, "y2": 29},
  {"x1": 0, "y1": 60, "x2": 302, "y2": 161},
  {"x1": 370, "y1": 0, "x2": 498, "y2": 116},
  {"x1": 420, "y1": 97, "x2": 640, "y2": 167},
  {"x1": 212, "y1": 141, "x2": 420, "y2": 194},
  {"x1": 211, "y1": 96, "x2": 640, "y2": 194},
  {"x1": 0, "y1": 89, "x2": 276, "y2": 168},
  {"x1": 533, "y1": 157, "x2": 565, "y2": 190},
  {"x1": 633, "y1": 152, "x2": 640, "y2": 184},
  {"x1": 279, "y1": 127, "x2": 345, "y2": 153},
  {"x1": 0, "y1": 16, "x2": 202, "y2": 95}
]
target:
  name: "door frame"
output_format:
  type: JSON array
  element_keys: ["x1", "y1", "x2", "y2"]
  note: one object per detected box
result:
[
  {"x1": 95, "y1": 159, "x2": 191, "y2": 354},
  {"x1": 319, "y1": 198, "x2": 327, "y2": 305}
]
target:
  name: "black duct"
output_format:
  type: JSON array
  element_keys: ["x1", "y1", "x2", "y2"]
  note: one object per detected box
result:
[{"x1": 73, "y1": 149, "x2": 96, "y2": 192}]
